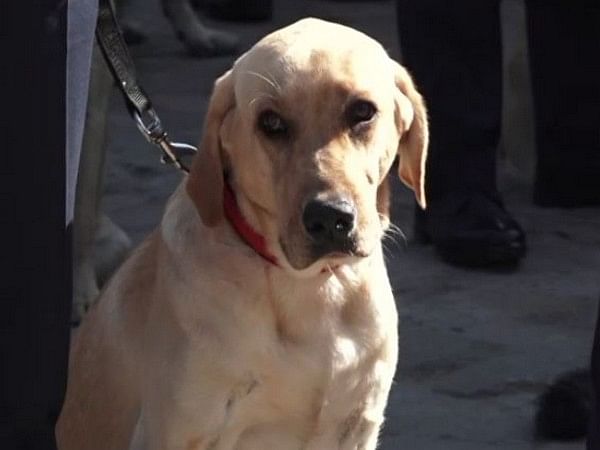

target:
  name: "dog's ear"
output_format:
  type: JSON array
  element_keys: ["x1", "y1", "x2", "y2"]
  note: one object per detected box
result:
[
  {"x1": 391, "y1": 60, "x2": 429, "y2": 209},
  {"x1": 186, "y1": 70, "x2": 235, "y2": 226}
]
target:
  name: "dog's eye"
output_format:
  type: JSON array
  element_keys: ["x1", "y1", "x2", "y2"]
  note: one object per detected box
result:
[
  {"x1": 347, "y1": 100, "x2": 377, "y2": 126},
  {"x1": 258, "y1": 110, "x2": 288, "y2": 137}
]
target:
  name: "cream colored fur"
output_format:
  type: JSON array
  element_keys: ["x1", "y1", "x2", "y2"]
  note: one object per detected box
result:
[{"x1": 56, "y1": 18, "x2": 428, "y2": 450}]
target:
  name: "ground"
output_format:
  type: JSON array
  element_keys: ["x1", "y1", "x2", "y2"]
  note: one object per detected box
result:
[{"x1": 100, "y1": 0, "x2": 599, "y2": 448}]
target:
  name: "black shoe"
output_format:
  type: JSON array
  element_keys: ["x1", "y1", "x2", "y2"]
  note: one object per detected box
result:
[{"x1": 414, "y1": 191, "x2": 526, "y2": 267}]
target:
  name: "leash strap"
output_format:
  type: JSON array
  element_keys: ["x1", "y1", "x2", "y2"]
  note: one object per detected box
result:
[
  {"x1": 95, "y1": 1, "x2": 281, "y2": 265},
  {"x1": 95, "y1": 0, "x2": 196, "y2": 173}
]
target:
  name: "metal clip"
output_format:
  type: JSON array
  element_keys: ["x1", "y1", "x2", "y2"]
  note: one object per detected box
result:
[
  {"x1": 157, "y1": 140, "x2": 198, "y2": 173},
  {"x1": 133, "y1": 108, "x2": 165, "y2": 144},
  {"x1": 133, "y1": 109, "x2": 197, "y2": 173}
]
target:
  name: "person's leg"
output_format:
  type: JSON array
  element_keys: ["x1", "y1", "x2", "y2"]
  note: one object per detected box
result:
[
  {"x1": 396, "y1": 0, "x2": 526, "y2": 267},
  {"x1": 71, "y1": 39, "x2": 134, "y2": 325},
  {"x1": 397, "y1": 0, "x2": 501, "y2": 199},
  {"x1": 525, "y1": 1, "x2": 600, "y2": 207},
  {"x1": 1, "y1": 1, "x2": 84, "y2": 448},
  {"x1": 72, "y1": 41, "x2": 113, "y2": 325}
]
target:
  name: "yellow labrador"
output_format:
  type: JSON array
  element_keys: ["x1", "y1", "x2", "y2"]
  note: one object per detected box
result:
[{"x1": 56, "y1": 17, "x2": 428, "y2": 450}]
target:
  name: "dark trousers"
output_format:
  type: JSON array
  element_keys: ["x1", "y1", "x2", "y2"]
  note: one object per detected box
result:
[
  {"x1": 2, "y1": 2, "x2": 71, "y2": 449},
  {"x1": 396, "y1": 1, "x2": 600, "y2": 445},
  {"x1": 396, "y1": 0, "x2": 600, "y2": 206}
]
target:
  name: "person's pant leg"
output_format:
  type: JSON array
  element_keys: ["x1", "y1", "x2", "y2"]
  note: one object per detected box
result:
[
  {"x1": 1, "y1": 3, "x2": 69, "y2": 449},
  {"x1": 396, "y1": 0, "x2": 502, "y2": 201},
  {"x1": 526, "y1": 0, "x2": 600, "y2": 207},
  {"x1": 1, "y1": 1, "x2": 96, "y2": 449}
]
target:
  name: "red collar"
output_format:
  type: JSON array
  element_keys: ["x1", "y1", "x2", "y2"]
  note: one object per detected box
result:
[{"x1": 223, "y1": 182, "x2": 279, "y2": 266}]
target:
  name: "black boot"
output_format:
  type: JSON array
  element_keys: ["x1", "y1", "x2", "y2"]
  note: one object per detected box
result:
[{"x1": 414, "y1": 191, "x2": 526, "y2": 268}]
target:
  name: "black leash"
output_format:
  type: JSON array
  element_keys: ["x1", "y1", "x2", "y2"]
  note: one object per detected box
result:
[{"x1": 95, "y1": 0, "x2": 196, "y2": 173}]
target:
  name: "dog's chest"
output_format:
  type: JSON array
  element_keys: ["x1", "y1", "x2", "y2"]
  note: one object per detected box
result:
[
  {"x1": 211, "y1": 276, "x2": 391, "y2": 446},
  {"x1": 254, "y1": 322, "x2": 372, "y2": 410},
  {"x1": 167, "y1": 259, "x2": 397, "y2": 448},
  {"x1": 222, "y1": 325, "x2": 381, "y2": 449}
]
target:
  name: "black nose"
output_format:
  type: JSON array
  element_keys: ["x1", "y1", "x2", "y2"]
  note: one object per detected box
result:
[{"x1": 302, "y1": 198, "x2": 356, "y2": 253}]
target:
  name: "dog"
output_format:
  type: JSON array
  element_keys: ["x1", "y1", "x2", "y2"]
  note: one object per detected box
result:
[{"x1": 56, "y1": 17, "x2": 428, "y2": 450}]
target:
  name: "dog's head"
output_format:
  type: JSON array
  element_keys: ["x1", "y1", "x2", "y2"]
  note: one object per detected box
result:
[{"x1": 187, "y1": 18, "x2": 428, "y2": 274}]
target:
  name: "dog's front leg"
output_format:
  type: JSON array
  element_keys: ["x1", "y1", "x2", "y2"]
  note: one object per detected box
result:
[
  {"x1": 132, "y1": 383, "x2": 245, "y2": 450},
  {"x1": 127, "y1": 415, "x2": 236, "y2": 450},
  {"x1": 131, "y1": 402, "x2": 232, "y2": 450},
  {"x1": 354, "y1": 419, "x2": 383, "y2": 450},
  {"x1": 127, "y1": 415, "x2": 224, "y2": 450},
  {"x1": 304, "y1": 416, "x2": 383, "y2": 450}
]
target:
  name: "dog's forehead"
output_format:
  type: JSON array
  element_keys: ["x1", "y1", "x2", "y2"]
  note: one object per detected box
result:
[{"x1": 232, "y1": 18, "x2": 393, "y2": 104}]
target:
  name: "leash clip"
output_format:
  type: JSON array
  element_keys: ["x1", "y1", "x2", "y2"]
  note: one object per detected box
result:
[
  {"x1": 133, "y1": 109, "x2": 197, "y2": 173},
  {"x1": 133, "y1": 107, "x2": 164, "y2": 143}
]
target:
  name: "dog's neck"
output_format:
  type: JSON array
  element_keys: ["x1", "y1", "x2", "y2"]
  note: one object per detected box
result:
[{"x1": 223, "y1": 181, "x2": 279, "y2": 266}]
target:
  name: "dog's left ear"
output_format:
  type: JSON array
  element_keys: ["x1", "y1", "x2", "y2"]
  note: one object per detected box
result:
[{"x1": 391, "y1": 60, "x2": 429, "y2": 209}]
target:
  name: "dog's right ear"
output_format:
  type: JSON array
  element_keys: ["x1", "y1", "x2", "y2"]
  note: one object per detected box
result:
[{"x1": 186, "y1": 70, "x2": 235, "y2": 226}]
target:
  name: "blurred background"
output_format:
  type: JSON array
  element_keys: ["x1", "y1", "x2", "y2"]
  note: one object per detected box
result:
[{"x1": 74, "y1": 0, "x2": 600, "y2": 448}]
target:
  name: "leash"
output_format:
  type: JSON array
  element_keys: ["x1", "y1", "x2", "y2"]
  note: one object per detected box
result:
[
  {"x1": 95, "y1": 0, "x2": 196, "y2": 173},
  {"x1": 95, "y1": 0, "x2": 279, "y2": 266}
]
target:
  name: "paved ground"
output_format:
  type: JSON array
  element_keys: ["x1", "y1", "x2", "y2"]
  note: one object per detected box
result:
[{"x1": 100, "y1": 0, "x2": 599, "y2": 448}]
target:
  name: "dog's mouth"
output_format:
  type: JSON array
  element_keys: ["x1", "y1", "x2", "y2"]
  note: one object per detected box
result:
[
  {"x1": 309, "y1": 235, "x2": 369, "y2": 260},
  {"x1": 318, "y1": 247, "x2": 371, "y2": 272},
  {"x1": 278, "y1": 233, "x2": 373, "y2": 272}
]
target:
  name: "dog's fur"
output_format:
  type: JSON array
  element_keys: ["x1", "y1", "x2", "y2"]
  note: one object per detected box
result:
[{"x1": 56, "y1": 18, "x2": 428, "y2": 450}]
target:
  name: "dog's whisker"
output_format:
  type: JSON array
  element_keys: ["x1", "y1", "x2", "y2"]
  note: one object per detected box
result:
[
  {"x1": 381, "y1": 220, "x2": 407, "y2": 249},
  {"x1": 382, "y1": 232, "x2": 403, "y2": 248},
  {"x1": 248, "y1": 93, "x2": 277, "y2": 107},
  {"x1": 387, "y1": 222, "x2": 407, "y2": 241},
  {"x1": 382, "y1": 238, "x2": 396, "y2": 254},
  {"x1": 244, "y1": 70, "x2": 282, "y2": 93},
  {"x1": 264, "y1": 69, "x2": 282, "y2": 91}
]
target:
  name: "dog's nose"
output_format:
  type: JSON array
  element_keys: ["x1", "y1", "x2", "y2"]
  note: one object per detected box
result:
[{"x1": 302, "y1": 198, "x2": 356, "y2": 253}]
